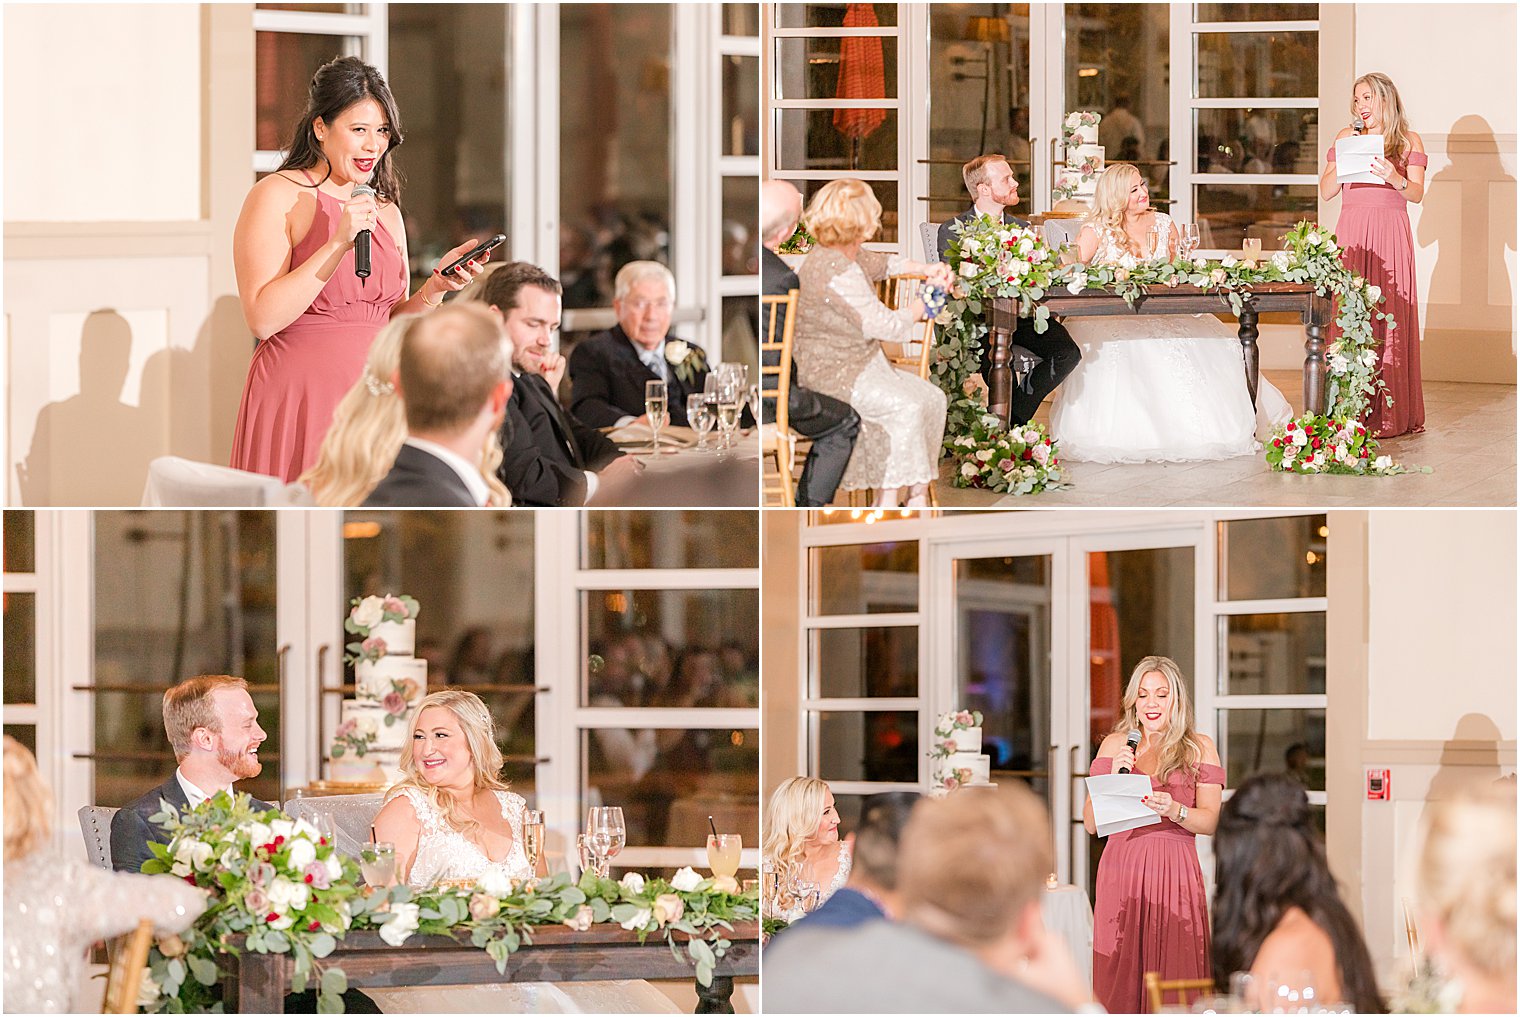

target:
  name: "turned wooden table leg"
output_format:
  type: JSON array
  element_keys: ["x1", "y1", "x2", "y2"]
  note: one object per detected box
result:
[
  {"x1": 694, "y1": 974, "x2": 736, "y2": 1014},
  {"x1": 988, "y1": 323, "x2": 1013, "y2": 427},
  {"x1": 1237, "y1": 307, "x2": 1261, "y2": 409},
  {"x1": 1304, "y1": 298, "x2": 1328, "y2": 416}
]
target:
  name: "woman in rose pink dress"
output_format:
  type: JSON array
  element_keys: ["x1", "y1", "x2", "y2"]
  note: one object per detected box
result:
[
  {"x1": 231, "y1": 56, "x2": 491, "y2": 482},
  {"x1": 1084, "y1": 656, "x2": 1224, "y2": 1014},
  {"x1": 1319, "y1": 71, "x2": 1428, "y2": 437}
]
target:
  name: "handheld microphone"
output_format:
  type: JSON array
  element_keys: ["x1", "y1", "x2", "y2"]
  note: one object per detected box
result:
[
  {"x1": 1350, "y1": 117, "x2": 1365, "y2": 136},
  {"x1": 1118, "y1": 729, "x2": 1141, "y2": 774},
  {"x1": 352, "y1": 181, "x2": 376, "y2": 284}
]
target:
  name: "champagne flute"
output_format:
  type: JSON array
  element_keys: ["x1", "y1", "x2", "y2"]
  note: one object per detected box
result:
[
  {"x1": 315, "y1": 810, "x2": 338, "y2": 847},
  {"x1": 603, "y1": 806, "x2": 626, "y2": 868},
  {"x1": 522, "y1": 809, "x2": 545, "y2": 874},
  {"x1": 1180, "y1": 222, "x2": 1201, "y2": 260},
  {"x1": 644, "y1": 379, "x2": 668, "y2": 455},
  {"x1": 360, "y1": 840, "x2": 396, "y2": 887},
  {"x1": 746, "y1": 383, "x2": 761, "y2": 428},
  {"x1": 575, "y1": 833, "x2": 594, "y2": 879},
  {"x1": 706, "y1": 833, "x2": 742, "y2": 880},
  {"x1": 715, "y1": 374, "x2": 743, "y2": 453},
  {"x1": 687, "y1": 393, "x2": 715, "y2": 450}
]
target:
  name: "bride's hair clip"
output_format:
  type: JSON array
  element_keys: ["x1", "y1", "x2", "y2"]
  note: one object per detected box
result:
[{"x1": 363, "y1": 371, "x2": 395, "y2": 397}]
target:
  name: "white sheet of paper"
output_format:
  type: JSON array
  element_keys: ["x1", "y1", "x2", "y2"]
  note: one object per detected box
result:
[
  {"x1": 1335, "y1": 134, "x2": 1384, "y2": 184},
  {"x1": 1085, "y1": 773, "x2": 1162, "y2": 837}
]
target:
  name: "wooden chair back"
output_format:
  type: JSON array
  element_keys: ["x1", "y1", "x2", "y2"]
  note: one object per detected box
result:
[
  {"x1": 101, "y1": 919, "x2": 154, "y2": 1014},
  {"x1": 876, "y1": 274, "x2": 936, "y2": 380},
  {"x1": 760, "y1": 290, "x2": 800, "y2": 506},
  {"x1": 1143, "y1": 972, "x2": 1216, "y2": 1013}
]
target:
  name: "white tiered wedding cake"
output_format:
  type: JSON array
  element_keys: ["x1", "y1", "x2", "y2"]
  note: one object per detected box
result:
[
  {"x1": 930, "y1": 709, "x2": 996, "y2": 792},
  {"x1": 1053, "y1": 111, "x2": 1105, "y2": 207},
  {"x1": 329, "y1": 594, "x2": 427, "y2": 785}
]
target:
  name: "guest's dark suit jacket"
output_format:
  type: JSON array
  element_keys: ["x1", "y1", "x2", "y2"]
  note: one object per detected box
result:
[
  {"x1": 499, "y1": 372, "x2": 625, "y2": 506},
  {"x1": 782, "y1": 886, "x2": 886, "y2": 934},
  {"x1": 567, "y1": 326, "x2": 707, "y2": 428},
  {"x1": 109, "y1": 777, "x2": 275, "y2": 874},
  {"x1": 362, "y1": 443, "x2": 477, "y2": 507}
]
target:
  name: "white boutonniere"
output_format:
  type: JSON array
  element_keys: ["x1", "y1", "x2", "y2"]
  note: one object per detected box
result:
[{"x1": 664, "y1": 339, "x2": 707, "y2": 386}]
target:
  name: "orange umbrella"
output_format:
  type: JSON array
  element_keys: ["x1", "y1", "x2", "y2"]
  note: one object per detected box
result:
[{"x1": 832, "y1": 3, "x2": 887, "y2": 143}]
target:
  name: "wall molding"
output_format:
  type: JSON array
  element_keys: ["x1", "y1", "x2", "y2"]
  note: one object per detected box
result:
[{"x1": 4, "y1": 221, "x2": 214, "y2": 260}]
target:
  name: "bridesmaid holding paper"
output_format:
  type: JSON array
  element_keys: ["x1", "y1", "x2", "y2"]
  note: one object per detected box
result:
[
  {"x1": 1084, "y1": 656, "x2": 1224, "y2": 1014},
  {"x1": 1320, "y1": 72, "x2": 1428, "y2": 437}
]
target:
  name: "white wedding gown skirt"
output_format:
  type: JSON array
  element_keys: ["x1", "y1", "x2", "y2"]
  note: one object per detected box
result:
[{"x1": 1050, "y1": 313, "x2": 1293, "y2": 464}]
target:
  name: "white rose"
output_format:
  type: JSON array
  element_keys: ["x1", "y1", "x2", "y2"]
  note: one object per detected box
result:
[
  {"x1": 357, "y1": 715, "x2": 379, "y2": 737},
  {"x1": 1118, "y1": 253, "x2": 1138, "y2": 271},
  {"x1": 137, "y1": 969, "x2": 162, "y2": 1008},
  {"x1": 1022, "y1": 465, "x2": 1037, "y2": 478},
  {"x1": 670, "y1": 866, "x2": 704, "y2": 892},
  {"x1": 268, "y1": 912, "x2": 295, "y2": 931},
  {"x1": 1017, "y1": 238, "x2": 1033, "y2": 256},
  {"x1": 477, "y1": 864, "x2": 514, "y2": 898},
  {"x1": 1066, "y1": 273, "x2": 1087, "y2": 295},
  {"x1": 1221, "y1": 255, "x2": 1238, "y2": 268},
  {"x1": 980, "y1": 415, "x2": 1000, "y2": 428},
  {"x1": 269, "y1": 819, "x2": 295, "y2": 842},
  {"x1": 379, "y1": 902, "x2": 420, "y2": 946},
  {"x1": 1373, "y1": 455, "x2": 1392, "y2": 472},
  {"x1": 996, "y1": 230, "x2": 1011, "y2": 244},
  {"x1": 964, "y1": 238, "x2": 980, "y2": 255},
  {"x1": 1325, "y1": 240, "x2": 1338, "y2": 253},
  {"x1": 619, "y1": 907, "x2": 653, "y2": 931},
  {"x1": 1366, "y1": 284, "x2": 1382, "y2": 303},
  {"x1": 665, "y1": 339, "x2": 690, "y2": 365},
  {"x1": 220, "y1": 846, "x2": 242, "y2": 871},
  {"x1": 286, "y1": 837, "x2": 316, "y2": 870},
  {"x1": 245, "y1": 821, "x2": 273, "y2": 847},
  {"x1": 959, "y1": 262, "x2": 979, "y2": 278},
  {"x1": 1329, "y1": 354, "x2": 1350, "y2": 374},
  {"x1": 1066, "y1": 112, "x2": 1081, "y2": 129},
  {"x1": 324, "y1": 854, "x2": 343, "y2": 883},
  {"x1": 268, "y1": 876, "x2": 310, "y2": 914},
  {"x1": 171, "y1": 860, "x2": 191, "y2": 877},
  {"x1": 1271, "y1": 251, "x2": 1292, "y2": 271},
  {"x1": 974, "y1": 449, "x2": 994, "y2": 463},
  {"x1": 1306, "y1": 231, "x2": 1322, "y2": 246},
  {"x1": 619, "y1": 872, "x2": 646, "y2": 894},
  {"x1": 1010, "y1": 259, "x2": 1029, "y2": 277},
  {"x1": 1292, "y1": 430, "x2": 1309, "y2": 447},
  {"x1": 1032, "y1": 247, "x2": 1049, "y2": 262},
  {"x1": 960, "y1": 462, "x2": 979, "y2": 479},
  {"x1": 293, "y1": 818, "x2": 321, "y2": 842},
  {"x1": 1361, "y1": 349, "x2": 1378, "y2": 367},
  {"x1": 352, "y1": 596, "x2": 385, "y2": 629}
]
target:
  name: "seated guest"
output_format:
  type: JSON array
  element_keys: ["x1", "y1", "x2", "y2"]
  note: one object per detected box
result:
[
  {"x1": 764, "y1": 784, "x2": 1089, "y2": 1013},
  {"x1": 1417, "y1": 780, "x2": 1516, "y2": 1014},
  {"x1": 568, "y1": 261, "x2": 709, "y2": 428},
  {"x1": 1212, "y1": 773, "x2": 1384, "y2": 1013},
  {"x1": 364, "y1": 303, "x2": 513, "y2": 507},
  {"x1": 5, "y1": 735, "x2": 205, "y2": 1013},
  {"x1": 794, "y1": 179, "x2": 949, "y2": 508},
  {"x1": 760, "y1": 180, "x2": 860, "y2": 507},
  {"x1": 782, "y1": 791, "x2": 919, "y2": 933},
  {"x1": 762, "y1": 776, "x2": 851, "y2": 923},
  {"x1": 464, "y1": 262, "x2": 640, "y2": 506}
]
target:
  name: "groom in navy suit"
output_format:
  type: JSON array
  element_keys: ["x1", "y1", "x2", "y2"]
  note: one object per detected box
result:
[{"x1": 937, "y1": 154, "x2": 1081, "y2": 427}]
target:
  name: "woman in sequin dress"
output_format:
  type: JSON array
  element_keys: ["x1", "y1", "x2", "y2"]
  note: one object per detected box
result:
[{"x1": 3, "y1": 736, "x2": 205, "y2": 1013}]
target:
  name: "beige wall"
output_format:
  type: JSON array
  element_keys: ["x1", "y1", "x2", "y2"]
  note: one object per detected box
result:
[
  {"x1": 761, "y1": 509, "x2": 803, "y2": 803},
  {"x1": 4, "y1": 5, "x2": 254, "y2": 506}
]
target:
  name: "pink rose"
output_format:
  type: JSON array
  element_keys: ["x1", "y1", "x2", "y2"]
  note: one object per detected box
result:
[
  {"x1": 469, "y1": 893, "x2": 501, "y2": 920},
  {"x1": 335, "y1": 719, "x2": 356, "y2": 739},
  {"x1": 956, "y1": 711, "x2": 973, "y2": 726},
  {"x1": 244, "y1": 888, "x2": 269, "y2": 913},
  {"x1": 943, "y1": 776, "x2": 960, "y2": 791},
  {"x1": 382, "y1": 596, "x2": 406, "y2": 617},
  {"x1": 303, "y1": 861, "x2": 331, "y2": 890},
  {"x1": 563, "y1": 904, "x2": 594, "y2": 932},
  {"x1": 362, "y1": 636, "x2": 388, "y2": 658},
  {"x1": 939, "y1": 740, "x2": 956, "y2": 755},
  {"x1": 652, "y1": 893, "x2": 685, "y2": 925},
  {"x1": 382, "y1": 691, "x2": 407, "y2": 716}
]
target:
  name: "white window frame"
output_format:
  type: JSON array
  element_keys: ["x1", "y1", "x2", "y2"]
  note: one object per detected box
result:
[{"x1": 715, "y1": 6, "x2": 763, "y2": 356}]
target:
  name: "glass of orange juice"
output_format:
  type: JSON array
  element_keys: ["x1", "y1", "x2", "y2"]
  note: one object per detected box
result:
[{"x1": 706, "y1": 833, "x2": 742, "y2": 879}]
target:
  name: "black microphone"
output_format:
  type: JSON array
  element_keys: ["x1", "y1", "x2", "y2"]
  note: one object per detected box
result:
[
  {"x1": 352, "y1": 181, "x2": 375, "y2": 284},
  {"x1": 1118, "y1": 729, "x2": 1141, "y2": 774}
]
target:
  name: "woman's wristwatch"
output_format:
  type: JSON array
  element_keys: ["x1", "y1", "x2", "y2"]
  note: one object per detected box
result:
[
  {"x1": 1175, "y1": 804, "x2": 1189, "y2": 823},
  {"x1": 1398, "y1": 176, "x2": 1410, "y2": 191}
]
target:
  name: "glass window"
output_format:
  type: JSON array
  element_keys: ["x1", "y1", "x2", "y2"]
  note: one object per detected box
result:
[
  {"x1": 775, "y1": 5, "x2": 898, "y2": 29},
  {"x1": 817, "y1": 710, "x2": 918, "y2": 783},
  {"x1": 1195, "y1": 32, "x2": 1318, "y2": 98},
  {"x1": 1222, "y1": 612, "x2": 1326, "y2": 695},
  {"x1": 4, "y1": 511, "x2": 35, "y2": 572},
  {"x1": 3, "y1": 593, "x2": 35, "y2": 704},
  {"x1": 722, "y1": 296, "x2": 761, "y2": 382},
  {"x1": 774, "y1": 37, "x2": 899, "y2": 100},
  {"x1": 1220, "y1": 515, "x2": 1328, "y2": 600},
  {"x1": 722, "y1": 176, "x2": 760, "y2": 278},
  {"x1": 723, "y1": 4, "x2": 759, "y2": 37},
  {"x1": 812, "y1": 626, "x2": 918, "y2": 698},
  {"x1": 3, "y1": 725, "x2": 36, "y2": 755},
  {"x1": 1220, "y1": 707, "x2": 1325, "y2": 790},
  {"x1": 1195, "y1": 108, "x2": 1318, "y2": 174},
  {"x1": 1195, "y1": 4, "x2": 1317, "y2": 23},
  {"x1": 723, "y1": 54, "x2": 760, "y2": 156},
  {"x1": 583, "y1": 589, "x2": 759, "y2": 708},
  {"x1": 775, "y1": 109, "x2": 899, "y2": 173},
  {"x1": 1195, "y1": 183, "x2": 1318, "y2": 250},
  {"x1": 583, "y1": 511, "x2": 758, "y2": 570},
  {"x1": 255, "y1": 32, "x2": 356, "y2": 151},
  {"x1": 785, "y1": 178, "x2": 900, "y2": 245},
  {"x1": 812, "y1": 542, "x2": 919, "y2": 614},
  {"x1": 582, "y1": 727, "x2": 757, "y2": 848}
]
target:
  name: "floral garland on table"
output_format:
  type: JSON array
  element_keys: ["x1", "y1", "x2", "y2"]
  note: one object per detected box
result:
[{"x1": 137, "y1": 794, "x2": 758, "y2": 1013}]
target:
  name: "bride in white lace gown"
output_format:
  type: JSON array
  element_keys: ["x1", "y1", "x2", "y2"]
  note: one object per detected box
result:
[
  {"x1": 369, "y1": 690, "x2": 678, "y2": 1014},
  {"x1": 1049, "y1": 164, "x2": 1292, "y2": 463},
  {"x1": 761, "y1": 777, "x2": 853, "y2": 923}
]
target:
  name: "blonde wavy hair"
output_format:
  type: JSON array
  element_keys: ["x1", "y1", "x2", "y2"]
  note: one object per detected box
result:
[
  {"x1": 1419, "y1": 779, "x2": 1517, "y2": 982},
  {"x1": 803, "y1": 179, "x2": 882, "y2": 247},
  {"x1": 386, "y1": 689, "x2": 510, "y2": 840},
  {"x1": 1111, "y1": 655, "x2": 1203, "y2": 784},
  {"x1": 300, "y1": 315, "x2": 511, "y2": 507},
  {"x1": 1083, "y1": 163, "x2": 1147, "y2": 257},
  {"x1": 1352, "y1": 72, "x2": 1412, "y2": 161},
  {"x1": 761, "y1": 776, "x2": 833, "y2": 877},
  {"x1": 4, "y1": 735, "x2": 53, "y2": 861}
]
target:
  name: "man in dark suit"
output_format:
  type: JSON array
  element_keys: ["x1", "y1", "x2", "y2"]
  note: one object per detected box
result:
[
  {"x1": 568, "y1": 261, "x2": 709, "y2": 428},
  {"x1": 364, "y1": 303, "x2": 513, "y2": 507},
  {"x1": 467, "y1": 262, "x2": 641, "y2": 506},
  {"x1": 760, "y1": 180, "x2": 861, "y2": 507},
  {"x1": 937, "y1": 154, "x2": 1082, "y2": 427}
]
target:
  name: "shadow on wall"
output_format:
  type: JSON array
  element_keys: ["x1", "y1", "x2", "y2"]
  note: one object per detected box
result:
[
  {"x1": 1417, "y1": 115, "x2": 1517, "y2": 383},
  {"x1": 1423, "y1": 713, "x2": 1509, "y2": 829},
  {"x1": 16, "y1": 295, "x2": 249, "y2": 506}
]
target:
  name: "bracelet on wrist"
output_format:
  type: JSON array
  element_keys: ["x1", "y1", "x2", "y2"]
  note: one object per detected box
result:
[{"x1": 421, "y1": 283, "x2": 444, "y2": 308}]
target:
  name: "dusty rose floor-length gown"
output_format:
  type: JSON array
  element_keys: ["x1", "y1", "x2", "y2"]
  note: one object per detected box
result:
[
  {"x1": 1327, "y1": 145, "x2": 1429, "y2": 437},
  {"x1": 1090, "y1": 755, "x2": 1226, "y2": 1014},
  {"x1": 230, "y1": 172, "x2": 408, "y2": 482}
]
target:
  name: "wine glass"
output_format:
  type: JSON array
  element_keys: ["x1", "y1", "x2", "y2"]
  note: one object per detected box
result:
[
  {"x1": 794, "y1": 878, "x2": 821, "y2": 914},
  {"x1": 644, "y1": 380, "x2": 668, "y2": 455},
  {"x1": 687, "y1": 393, "x2": 715, "y2": 450},
  {"x1": 586, "y1": 806, "x2": 626, "y2": 878},
  {"x1": 575, "y1": 833, "x2": 594, "y2": 878},
  {"x1": 315, "y1": 810, "x2": 338, "y2": 847},
  {"x1": 746, "y1": 383, "x2": 761, "y2": 427},
  {"x1": 1180, "y1": 222, "x2": 1201, "y2": 260},
  {"x1": 360, "y1": 841, "x2": 396, "y2": 887},
  {"x1": 706, "y1": 833, "x2": 742, "y2": 880},
  {"x1": 522, "y1": 809, "x2": 545, "y2": 874}
]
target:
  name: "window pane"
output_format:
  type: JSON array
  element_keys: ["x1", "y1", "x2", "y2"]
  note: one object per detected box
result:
[
  {"x1": 3, "y1": 725, "x2": 36, "y2": 756},
  {"x1": 723, "y1": 54, "x2": 760, "y2": 156},
  {"x1": 812, "y1": 541, "x2": 918, "y2": 614},
  {"x1": 723, "y1": 176, "x2": 760, "y2": 277},
  {"x1": 1220, "y1": 515, "x2": 1328, "y2": 600},
  {"x1": 583, "y1": 728, "x2": 757, "y2": 847},
  {"x1": 787, "y1": 178, "x2": 900, "y2": 245},
  {"x1": 1196, "y1": 107, "x2": 1318, "y2": 174},
  {"x1": 255, "y1": 32, "x2": 355, "y2": 151},
  {"x1": 723, "y1": 3, "x2": 760, "y2": 37},
  {"x1": 722, "y1": 295, "x2": 761, "y2": 384},
  {"x1": 560, "y1": 4, "x2": 672, "y2": 312},
  {"x1": 4, "y1": 511, "x2": 35, "y2": 572},
  {"x1": 93, "y1": 512, "x2": 281, "y2": 808},
  {"x1": 774, "y1": 37, "x2": 899, "y2": 100},
  {"x1": 584, "y1": 511, "x2": 758, "y2": 569},
  {"x1": 1195, "y1": 183, "x2": 1318, "y2": 251},
  {"x1": 817, "y1": 710, "x2": 918, "y2": 782},
  {"x1": 1223, "y1": 612, "x2": 1326, "y2": 695},
  {"x1": 583, "y1": 590, "x2": 759, "y2": 707},
  {"x1": 1195, "y1": 4, "x2": 1317, "y2": 23},
  {"x1": 1065, "y1": 4, "x2": 1171, "y2": 204},
  {"x1": 3, "y1": 593, "x2": 35, "y2": 704},
  {"x1": 774, "y1": 109, "x2": 899, "y2": 173},
  {"x1": 1196, "y1": 32, "x2": 1318, "y2": 98},
  {"x1": 389, "y1": 5, "x2": 509, "y2": 293},
  {"x1": 775, "y1": 4, "x2": 898, "y2": 28},
  {"x1": 1221, "y1": 708, "x2": 1325, "y2": 790},
  {"x1": 813, "y1": 626, "x2": 918, "y2": 698}
]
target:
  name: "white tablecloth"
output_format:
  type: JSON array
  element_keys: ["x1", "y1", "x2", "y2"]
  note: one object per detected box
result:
[{"x1": 1042, "y1": 883, "x2": 1095, "y2": 989}]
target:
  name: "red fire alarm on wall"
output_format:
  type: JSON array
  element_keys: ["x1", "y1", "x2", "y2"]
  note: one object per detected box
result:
[{"x1": 1367, "y1": 768, "x2": 1391, "y2": 800}]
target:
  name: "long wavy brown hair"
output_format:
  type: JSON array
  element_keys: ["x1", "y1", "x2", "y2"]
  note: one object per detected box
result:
[
  {"x1": 386, "y1": 690, "x2": 510, "y2": 840},
  {"x1": 1110, "y1": 655, "x2": 1203, "y2": 784},
  {"x1": 276, "y1": 56, "x2": 405, "y2": 205},
  {"x1": 1352, "y1": 72, "x2": 1411, "y2": 161}
]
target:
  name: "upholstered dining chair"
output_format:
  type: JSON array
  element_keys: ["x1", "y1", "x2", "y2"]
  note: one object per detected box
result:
[
  {"x1": 284, "y1": 793, "x2": 385, "y2": 861},
  {"x1": 760, "y1": 289, "x2": 802, "y2": 507},
  {"x1": 79, "y1": 805, "x2": 119, "y2": 870},
  {"x1": 919, "y1": 221, "x2": 941, "y2": 262}
]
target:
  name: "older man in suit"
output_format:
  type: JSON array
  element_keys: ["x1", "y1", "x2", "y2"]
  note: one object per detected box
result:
[
  {"x1": 568, "y1": 262, "x2": 709, "y2": 428},
  {"x1": 364, "y1": 304, "x2": 512, "y2": 507},
  {"x1": 937, "y1": 154, "x2": 1081, "y2": 427}
]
